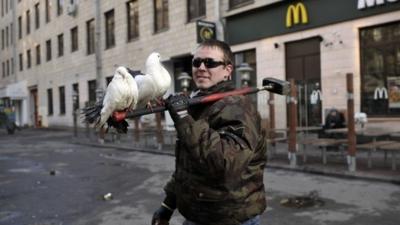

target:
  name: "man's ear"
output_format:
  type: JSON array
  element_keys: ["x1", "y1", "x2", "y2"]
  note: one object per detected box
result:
[{"x1": 225, "y1": 64, "x2": 233, "y2": 75}]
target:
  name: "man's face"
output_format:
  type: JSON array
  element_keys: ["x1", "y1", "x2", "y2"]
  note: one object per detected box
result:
[{"x1": 192, "y1": 46, "x2": 233, "y2": 90}]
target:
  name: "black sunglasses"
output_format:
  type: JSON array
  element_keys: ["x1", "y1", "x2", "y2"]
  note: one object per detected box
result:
[{"x1": 192, "y1": 58, "x2": 227, "y2": 68}]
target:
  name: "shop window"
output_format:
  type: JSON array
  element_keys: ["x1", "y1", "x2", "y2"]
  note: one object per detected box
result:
[{"x1": 360, "y1": 21, "x2": 400, "y2": 117}]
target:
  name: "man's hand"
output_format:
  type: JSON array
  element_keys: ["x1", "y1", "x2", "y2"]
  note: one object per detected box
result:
[
  {"x1": 165, "y1": 94, "x2": 189, "y2": 122},
  {"x1": 151, "y1": 205, "x2": 174, "y2": 225}
]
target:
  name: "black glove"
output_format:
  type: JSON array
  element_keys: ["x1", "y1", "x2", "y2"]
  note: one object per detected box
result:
[
  {"x1": 151, "y1": 205, "x2": 174, "y2": 225},
  {"x1": 165, "y1": 94, "x2": 189, "y2": 122}
]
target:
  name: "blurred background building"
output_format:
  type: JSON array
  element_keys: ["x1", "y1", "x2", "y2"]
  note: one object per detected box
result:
[{"x1": 0, "y1": 0, "x2": 399, "y2": 129}]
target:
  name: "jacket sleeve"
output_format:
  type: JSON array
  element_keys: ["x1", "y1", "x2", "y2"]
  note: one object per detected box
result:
[{"x1": 174, "y1": 97, "x2": 261, "y2": 178}]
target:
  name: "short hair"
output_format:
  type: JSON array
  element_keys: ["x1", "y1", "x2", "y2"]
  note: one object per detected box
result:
[{"x1": 197, "y1": 39, "x2": 234, "y2": 68}]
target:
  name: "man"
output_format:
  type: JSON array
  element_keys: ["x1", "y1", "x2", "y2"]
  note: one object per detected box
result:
[{"x1": 152, "y1": 40, "x2": 267, "y2": 225}]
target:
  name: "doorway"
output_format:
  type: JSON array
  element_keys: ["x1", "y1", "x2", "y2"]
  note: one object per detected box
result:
[
  {"x1": 30, "y1": 88, "x2": 40, "y2": 127},
  {"x1": 285, "y1": 37, "x2": 322, "y2": 127}
]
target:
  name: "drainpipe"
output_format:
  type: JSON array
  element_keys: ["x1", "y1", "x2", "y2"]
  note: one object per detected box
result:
[
  {"x1": 94, "y1": 0, "x2": 104, "y2": 101},
  {"x1": 11, "y1": 0, "x2": 17, "y2": 82},
  {"x1": 215, "y1": 0, "x2": 224, "y2": 41}
]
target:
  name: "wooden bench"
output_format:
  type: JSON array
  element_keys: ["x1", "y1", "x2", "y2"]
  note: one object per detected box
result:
[
  {"x1": 299, "y1": 138, "x2": 347, "y2": 164},
  {"x1": 356, "y1": 140, "x2": 397, "y2": 169},
  {"x1": 379, "y1": 142, "x2": 400, "y2": 170}
]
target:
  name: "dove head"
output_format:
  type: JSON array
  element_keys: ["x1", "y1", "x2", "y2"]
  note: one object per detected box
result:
[{"x1": 146, "y1": 52, "x2": 162, "y2": 67}]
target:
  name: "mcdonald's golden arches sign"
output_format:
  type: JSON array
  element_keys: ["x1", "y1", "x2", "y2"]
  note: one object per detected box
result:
[{"x1": 286, "y1": 2, "x2": 309, "y2": 28}]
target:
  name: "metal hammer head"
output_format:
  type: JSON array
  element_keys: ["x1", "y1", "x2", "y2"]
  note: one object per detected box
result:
[{"x1": 262, "y1": 77, "x2": 290, "y2": 95}]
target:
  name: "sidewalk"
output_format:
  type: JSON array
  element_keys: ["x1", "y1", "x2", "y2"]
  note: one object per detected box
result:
[{"x1": 71, "y1": 127, "x2": 400, "y2": 185}]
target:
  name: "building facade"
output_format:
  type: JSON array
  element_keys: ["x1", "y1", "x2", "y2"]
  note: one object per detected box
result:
[{"x1": 0, "y1": 0, "x2": 399, "y2": 130}]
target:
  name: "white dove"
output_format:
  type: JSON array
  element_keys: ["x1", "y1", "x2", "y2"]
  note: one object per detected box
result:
[
  {"x1": 83, "y1": 66, "x2": 139, "y2": 131},
  {"x1": 135, "y1": 52, "x2": 172, "y2": 109}
]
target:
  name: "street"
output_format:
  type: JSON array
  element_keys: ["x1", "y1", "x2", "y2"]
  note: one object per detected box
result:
[{"x1": 0, "y1": 128, "x2": 399, "y2": 225}]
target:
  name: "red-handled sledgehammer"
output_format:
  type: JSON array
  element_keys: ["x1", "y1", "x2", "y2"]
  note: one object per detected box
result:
[{"x1": 112, "y1": 77, "x2": 290, "y2": 122}]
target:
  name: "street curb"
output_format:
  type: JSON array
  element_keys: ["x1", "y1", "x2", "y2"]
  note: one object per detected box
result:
[{"x1": 266, "y1": 163, "x2": 400, "y2": 185}]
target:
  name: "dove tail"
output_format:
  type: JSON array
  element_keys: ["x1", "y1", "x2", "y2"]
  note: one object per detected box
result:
[{"x1": 81, "y1": 102, "x2": 102, "y2": 125}]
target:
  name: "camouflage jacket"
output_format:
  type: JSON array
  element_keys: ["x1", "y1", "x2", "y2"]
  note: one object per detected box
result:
[{"x1": 164, "y1": 81, "x2": 267, "y2": 225}]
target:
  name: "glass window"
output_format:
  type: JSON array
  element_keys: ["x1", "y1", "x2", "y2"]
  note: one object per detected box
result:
[
  {"x1": 36, "y1": 44, "x2": 41, "y2": 65},
  {"x1": 18, "y1": 16, "x2": 22, "y2": 39},
  {"x1": 360, "y1": 21, "x2": 400, "y2": 117},
  {"x1": 88, "y1": 80, "x2": 97, "y2": 105},
  {"x1": 1, "y1": 29, "x2": 3, "y2": 50},
  {"x1": 229, "y1": 0, "x2": 253, "y2": 9},
  {"x1": 57, "y1": 0, "x2": 63, "y2": 16},
  {"x1": 127, "y1": 0, "x2": 139, "y2": 41},
  {"x1": 154, "y1": 0, "x2": 169, "y2": 32},
  {"x1": 5, "y1": 26, "x2": 8, "y2": 47},
  {"x1": 71, "y1": 26, "x2": 78, "y2": 52},
  {"x1": 58, "y1": 33, "x2": 64, "y2": 57},
  {"x1": 26, "y1": 10, "x2": 30, "y2": 34},
  {"x1": 234, "y1": 49, "x2": 257, "y2": 105},
  {"x1": 27, "y1": 49, "x2": 31, "y2": 68},
  {"x1": 105, "y1": 9, "x2": 115, "y2": 48},
  {"x1": 2, "y1": 62, "x2": 5, "y2": 78},
  {"x1": 6, "y1": 59, "x2": 9, "y2": 76},
  {"x1": 188, "y1": 0, "x2": 205, "y2": 21},
  {"x1": 47, "y1": 88, "x2": 53, "y2": 115},
  {"x1": 46, "y1": 39, "x2": 52, "y2": 61},
  {"x1": 19, "y1": 53, "x2": 23, "y2": 71},
  {"x1": 59, "y1": 86, "x2": 65, "y2": 115},
  {"x1": 45, "y1": 0, "x2": 50, "y2": 23},
  {"x1": 86, "y1": 19, "x2": 95, "y2": 55},
  {"x1": 35, "y1": 3, "x2": 40, "y2": 29}
]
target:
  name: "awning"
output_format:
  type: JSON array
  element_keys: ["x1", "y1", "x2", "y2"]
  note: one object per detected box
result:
[{"x1": 0, "y1": 81, "x2": 28, "y2": 100}]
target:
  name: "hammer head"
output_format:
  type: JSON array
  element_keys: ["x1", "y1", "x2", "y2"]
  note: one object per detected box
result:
[{"x1": 262, "y1": 77, "x2": 290, "y2": 95}]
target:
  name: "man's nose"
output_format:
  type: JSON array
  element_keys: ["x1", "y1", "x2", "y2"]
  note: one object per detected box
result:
[{"x1": 198, "y1": 62, "x2": 207, "y2": 70}]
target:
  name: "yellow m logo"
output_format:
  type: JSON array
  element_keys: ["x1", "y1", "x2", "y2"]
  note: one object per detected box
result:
[{"x1": 286, "y1": 3, "x2": 308, "y2": 28}]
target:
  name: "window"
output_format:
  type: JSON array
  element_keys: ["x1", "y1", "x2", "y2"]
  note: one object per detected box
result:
[
  {"x1": 47, "y1": 88, "x2": 53, "y2": 115},
  {"x1": 11, "y1": 57, "x2": 14, "y2": 74},
  {"x1": 27, "y1": 49, "x2": 31, "y2": 68},
  {"x1": 57, "y1": 33, "x2": 64, "y2": 57},
  {"x1": 127, "y1": 0, "x2": 139, "y2": 41},
  {"x1": 10, "y1": 22, "x2": 13, "y2": 45},
  {"x1": 188, "y1": 0, "x2": 205, "y2": 21},
  {"x1": 105, "y1": 9, "x2": 115, "y2": 49},
  {"x1": 18, "y1": 16, "x2": 22, "y2": 39},
  {"x1": 86, "y1": 19, "x2": 95, "y2": 54},
  {"x1": 35, "y1": 3, "x2": 40, "y2": 29},
  {"x1": 5, "y1": 26, "x2": 8, "y2": 47},
  {"x1": 360, "y1": 21, "x2": 400, "y2": 117},
  {"x1": 46, "y1": 39, "x2": 52, "y2": 61},
  {"x1": 1, "y1": 0, "x2": 3, "y2": 17},
  {"x1": 1, "y1": 29, "x2": 4, "y2": 50},
  {"x1": 229, "y1": 0, "x2": 253, "y2": 9},
  {"x1": 26, "y1": 10, "x2": 30, "y2": 35},
  {"x1": 71, "y1": 26, "x2": 78, "y2": 52},
  {"x1": 88, "y1": 80, "x2": 97, "y2": 105},
  {"x1": 57, "y1": 0, "x2": 63, "y2": 16},
  {"x1": 36, "y1": 44, "x2": 41, "y2": 65},
  {"x1": 6, "y1": 59, "x2": 9, "y2": 76},
  {"x1": 154, "y1": 0, "x2": 169, "y2": 32},
  {"x1": 19, "y1": 53, "x2": 23, "y2": 71},
  {"x1": 2, "y1": 62, "x2": 4, "y2": 77},
  {"x1": 45, "y1": 0, "x2": 50, "y2": 23},
  {"x1": 59, "y1": 86, "x2": 65, "y2": 114}
]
